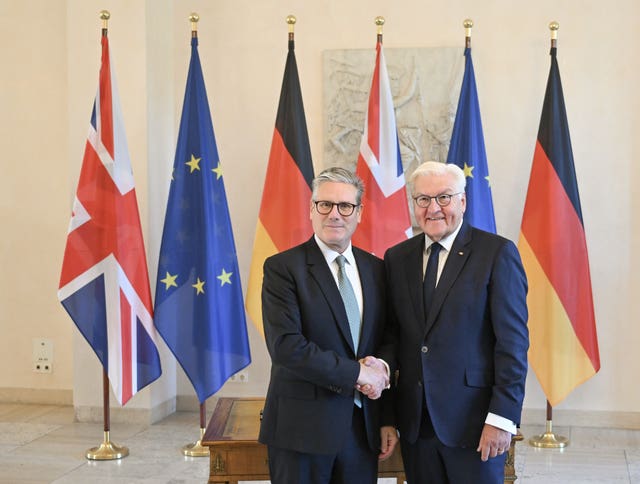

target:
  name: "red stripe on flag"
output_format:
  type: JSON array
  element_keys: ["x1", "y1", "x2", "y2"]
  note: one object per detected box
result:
[
  {"x1": 259, "y1": 129, "x2": 313, "y2": 251},
  {"x1": 120, "y1": 289, "x2": 133, "y2": 403},
  {"x1": 366, "y1": 43, "x2": 382, "y2": 160},
  {"x1": 99, "y1": 36, "x2": 114, "y2": 159},
  {"x1": 354, "y1": 160, "x2": 410, "y2": 256},
  {"x1": 521, "y1": 142, "x2": 599, "y2": 370}
]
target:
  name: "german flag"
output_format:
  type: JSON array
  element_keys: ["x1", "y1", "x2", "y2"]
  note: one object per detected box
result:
[
  {"x1": 518, "y1": 45, "x2": 600, "y2": 406},
  {"x1": 245, "y1": 34, "x2": 314, "y2": 337}
]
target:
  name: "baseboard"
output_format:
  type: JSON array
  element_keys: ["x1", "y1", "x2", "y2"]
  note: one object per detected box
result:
[
  {"x1": 0, "y1": 387, "x2": 73, "y2": 405},
  {"x1": 74, "y1": 397, "x2": 176, "y2": 425},
  {"x1": 521, "y1": 407, "x2": 640, "y2": 430},
  {"x1": 5, "y1": 389, "x2": 636, "y2": 430}
]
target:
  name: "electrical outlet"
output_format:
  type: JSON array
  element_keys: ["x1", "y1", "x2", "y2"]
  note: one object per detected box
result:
[
  {"x1": 33, "y1": 339, "x2": 53, "y2": 373},
  {"x1": 229, "y1": 370, "x2": 249, "y2": 383}
]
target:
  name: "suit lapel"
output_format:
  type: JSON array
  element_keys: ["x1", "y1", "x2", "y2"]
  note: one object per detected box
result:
[
  {"x1": 401, "y1": 235, "x2": 427, "y2": 327},
  {"x1": 306, "y1": 238, "x2": 357, "y2": 354},
  {"x1": 353, "y1": 249, "x2": 373, "y2": 357},
  {"x1": 424, "y1": 223, "x2": 473, "y2": 337}
]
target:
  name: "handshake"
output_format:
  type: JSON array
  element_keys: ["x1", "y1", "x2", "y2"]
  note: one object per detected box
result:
[{"x1": 355, "y1": 356, "x2": 390, "y2": 400}]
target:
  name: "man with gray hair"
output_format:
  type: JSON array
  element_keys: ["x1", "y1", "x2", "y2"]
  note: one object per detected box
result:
[
  {"x1": 380, "y1": 161, "x2": 529, "y2": 483},
  {"x1": 260, "y1": 166, "x2": 398, "y2": 483}
]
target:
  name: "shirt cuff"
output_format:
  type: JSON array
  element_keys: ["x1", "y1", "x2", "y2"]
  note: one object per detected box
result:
[{"x1": 485, "y1": 412, "x2": 517, "y2": 434}]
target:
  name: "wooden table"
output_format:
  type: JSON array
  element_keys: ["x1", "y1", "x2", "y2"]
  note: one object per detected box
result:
[
  {"x1": 202, "y1": 397, "x2": 519, "y2": 483},
  {"x1": 202, "y1": 397, "x2": 405, "y2": 483}
]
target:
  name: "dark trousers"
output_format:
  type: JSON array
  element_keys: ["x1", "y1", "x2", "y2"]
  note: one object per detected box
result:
[
  {"x1": 401, "y1": 406, "x2": 506, "y2": 484},
  {"x1": 267, "y1": 405, "x2": 378, "y2": 484}
]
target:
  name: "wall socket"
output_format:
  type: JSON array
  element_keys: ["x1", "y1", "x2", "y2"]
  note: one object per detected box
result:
[
  {"x1": 33, "y1": 338, "x2": 53, "y2": 373},
  {"x1": 228, "y1": 370, "x2": 249, "y2": 383}
]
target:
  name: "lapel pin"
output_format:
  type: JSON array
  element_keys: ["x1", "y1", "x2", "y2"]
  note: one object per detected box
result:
[{"x1": 458, "y1": 251, "x2": 464, "y2": 256}]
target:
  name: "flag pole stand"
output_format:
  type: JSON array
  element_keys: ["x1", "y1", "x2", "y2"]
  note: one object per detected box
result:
[
  {"x1": 182, "y1": 401, "x2": 209, "y2": 457},
  {"x1": 529, "y1": 400, "x2": 568, "y2": 448},
  {"x1": 86, "y1": 368, "x2": 129, "y2": 460}
]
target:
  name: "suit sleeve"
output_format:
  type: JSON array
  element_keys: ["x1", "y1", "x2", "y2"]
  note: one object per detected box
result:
[
  {"x1": 262, "y1": 255, "x2": 360, "y2": 394},
  {"x1": 488, "y1": 240, "x2": 529, "y2": 424}
]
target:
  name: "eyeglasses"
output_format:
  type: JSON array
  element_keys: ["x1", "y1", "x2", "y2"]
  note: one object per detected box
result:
[
  {"x1": 413, "y1": 192, "x2": 463, "y2": 208},
  {"x1": 313, "y1": 200, "x2": 360, "y2": 216}
]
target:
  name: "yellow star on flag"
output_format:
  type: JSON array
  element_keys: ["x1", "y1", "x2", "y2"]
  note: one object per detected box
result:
[
  {"x1": 212, "y1": 164, "x2": 223, "y2": 180},
  {"x1": 485, "y1": 175, "x2": 491, "y2": 187},
  {"x1": 462, "y1": 162, "x2": 474, "y2": 178},
  {"x1": 186, "y1": 154, "x2": 201, "y2": 173},
  {"x1": 160, "y1": 272, "x2": 178, "y2": 290},
  {"x1": 217, "y1": 269, "x2": 233, "y2": 286},
  {"x1": 192, "y1": 277, "x2": 205, "y2": 295}
]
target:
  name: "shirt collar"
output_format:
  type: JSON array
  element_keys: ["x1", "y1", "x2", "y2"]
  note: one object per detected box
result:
[
  {"x1": 424, "y1": 220, "x2": 463, "y2": 254},
  {"x1": 314, "y1": 234, "x2": 356, "y2": 266}
]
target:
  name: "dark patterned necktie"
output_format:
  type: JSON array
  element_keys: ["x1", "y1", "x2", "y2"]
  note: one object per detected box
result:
[{"x1": 423, "y1": 242, "x2": 442, "y2": 318}]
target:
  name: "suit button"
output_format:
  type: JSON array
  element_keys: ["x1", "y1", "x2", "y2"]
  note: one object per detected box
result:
[{"x1": 421, "y1": 346, "x2": 428, "y2": 353}]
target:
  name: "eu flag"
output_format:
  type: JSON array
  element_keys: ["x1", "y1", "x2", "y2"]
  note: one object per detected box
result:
[
  {"x1": 154, "y1": 37, "x2": 251, "y2": 403},
  {"x1": 447, "y1": 47, "x2": 496, "y2": 233}
]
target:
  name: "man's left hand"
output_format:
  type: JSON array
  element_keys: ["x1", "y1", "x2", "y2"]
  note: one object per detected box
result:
[
  {"x1": 378, "y1": 425, "x2": 398, "y2": 461},
  {"x1": 477, "y1": 423, "x2": 512, "y2": 461}
]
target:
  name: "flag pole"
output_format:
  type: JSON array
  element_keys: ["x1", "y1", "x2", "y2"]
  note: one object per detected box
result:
[
  {"x1": 85, "y1": 12, "x2": 130, "y2": 461},
  {"x1": 179, "y1": 13, "x2": 209, "y2": 458},
  {"x1": 86, "y1": 368, "x2": 130, "y2": 459},
  {"x1": 528, "y1": 20, "x2": 569, "y2": 451}
]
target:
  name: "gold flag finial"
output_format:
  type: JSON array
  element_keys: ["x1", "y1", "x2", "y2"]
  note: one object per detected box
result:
[
  {"x1": 286, "y1": 14, "x2": 296, "y2": 41},
  {"x1": 286, "y1": 15, "x2": 296, "y2": 33},
  {"x1": 189, "y1": 13, "x2": 199, "y2": 32},
  {"x1": 549, "y1": 21, "x2": 559, "y2": 48},
  {"x1": 99, "y1": 10, "x2": 110, "y2": 30},
  {"x1": 463, "y1": 18, "x2": 473, "y2": 47},
  {"x1": 375, "y1": 16, "x2": 385, "y2": 35}
]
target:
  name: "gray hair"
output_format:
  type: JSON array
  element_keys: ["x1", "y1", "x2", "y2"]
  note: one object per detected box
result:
[
  {"x1": 312, "y1": 166, "x2": 365, "y2": 205},
  {"x1": 409, "y1": 161, "x2": 466, "y2": 194}
]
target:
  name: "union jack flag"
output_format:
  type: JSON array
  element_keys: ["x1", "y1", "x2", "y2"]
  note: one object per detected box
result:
[
  {"x1": 58, "y1": 32, "x2": 161, "y2": 405},
  {"x1": 353, "y1": 40, "x2": 412, "y2": 256}
]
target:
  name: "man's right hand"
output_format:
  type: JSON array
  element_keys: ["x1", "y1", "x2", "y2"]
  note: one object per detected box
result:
[{"x1": 356, "y1": 357, "x2": 389, "y2": 399}]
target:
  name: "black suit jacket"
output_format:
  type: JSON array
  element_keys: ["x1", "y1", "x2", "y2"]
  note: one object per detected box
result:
[
  {"x1": 259, "y1": 237, "x2": 391, "y2": 454},
  {"x1": 381, "y1": 222, "x2": 529, "y2": 447}
]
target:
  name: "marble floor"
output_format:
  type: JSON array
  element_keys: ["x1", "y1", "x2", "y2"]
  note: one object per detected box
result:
[{"x1": 0, "y1": 402, "x2": 638, "y2": 483}]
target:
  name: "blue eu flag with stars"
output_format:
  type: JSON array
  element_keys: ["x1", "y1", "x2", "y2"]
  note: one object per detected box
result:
[
  {"x1": 447, "y1": 47, "x2": 496, "y2": 233},
  {"x1": 154, "y1": 37, "x2": 251, "y2": 403}
]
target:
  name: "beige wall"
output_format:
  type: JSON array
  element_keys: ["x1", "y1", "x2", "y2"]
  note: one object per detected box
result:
[{"x1": 1, "y1": 0, "x2": 638, "y2": 418}]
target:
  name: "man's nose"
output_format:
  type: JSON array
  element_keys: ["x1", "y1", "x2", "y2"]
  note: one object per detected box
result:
[
  {"x1": 328, "y1": 204, "x2": 342, "y2": 217},
  {"x1": 426, "y1": 201, "x2": 442, "y2": 214}
]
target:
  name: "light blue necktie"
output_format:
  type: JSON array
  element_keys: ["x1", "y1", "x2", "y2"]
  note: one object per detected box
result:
[
  {"x1": 335, "y1": 255, "x2": 361, "y2": 351},
  {"x1": 335, "y1": 255, "x2": 362, "y2": 407}
]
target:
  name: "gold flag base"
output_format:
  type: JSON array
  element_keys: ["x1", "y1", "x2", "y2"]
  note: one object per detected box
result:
[
  {"x1": 529, "y1": 420, "x2": 569, "y2": 448},
  {"x1": 182, "y1": 427, "x2": 209, "y2": 457},
  {"x1": 86, "y1": 431, "x2": 129, "y2": 460}
]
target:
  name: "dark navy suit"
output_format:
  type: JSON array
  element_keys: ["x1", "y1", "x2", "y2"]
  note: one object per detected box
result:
[
  {"x1": 381, "y1": 222, "x2": 529, "y2": 483},
  {"x1": 259, "y1": 237, "x2": 391, "y2": 483}
]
